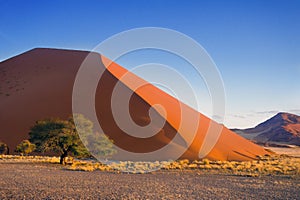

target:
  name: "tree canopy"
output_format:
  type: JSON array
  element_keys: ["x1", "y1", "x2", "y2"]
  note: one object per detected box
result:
[{"x1": 29, "y1": 114, "x2": 116, "y2": 164}]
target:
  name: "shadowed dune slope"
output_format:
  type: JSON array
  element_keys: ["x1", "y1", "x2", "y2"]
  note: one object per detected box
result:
[{"x1": 0, "y1": 48, "x2": 269, "y2": 160}]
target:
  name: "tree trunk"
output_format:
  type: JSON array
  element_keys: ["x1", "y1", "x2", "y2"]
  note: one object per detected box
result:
[{"x1": 60, "y1": 150, "x2": 68, "y2": 165}]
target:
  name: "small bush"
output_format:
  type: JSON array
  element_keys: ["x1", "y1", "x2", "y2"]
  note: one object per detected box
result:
[
  {"x1": 0, "y1": 141, "x2": 9, "y2": 154},
  {"x1": 15, "y1": 140, "x2": 36, "y2": 155}
]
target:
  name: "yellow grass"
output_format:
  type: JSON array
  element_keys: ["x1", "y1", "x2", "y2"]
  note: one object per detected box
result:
[
  {"x1": 1, "y1": 154, "x2": 299, "y2": 176},
  {"x1": 0, "y1": 155, "x2": 60, "y2": 163}
]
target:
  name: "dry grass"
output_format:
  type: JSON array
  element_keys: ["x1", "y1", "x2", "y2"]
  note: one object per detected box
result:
[
  {"x1": 1, "y1": 154, "x2": 299, "y2": 176},
  {"x1": 0, "y1": 155, "x2": 60, "y2": 163}
]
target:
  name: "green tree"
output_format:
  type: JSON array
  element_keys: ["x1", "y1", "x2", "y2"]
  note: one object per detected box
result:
[
  {"x1": 0, "y1": 141, "x2": 9, "y2": 154},
  {"x1": 29, "y1": 114, "x2": 116, "y2": 164},
  {"x1": 83, "y1": 132, "x2": 117, "y2": 159},
  {"x1": 73, "y1": 114, "x2": 116, "y2": 159},
  {"x1": 15, "y1": 140, "x2": 36, "y2": 155}
]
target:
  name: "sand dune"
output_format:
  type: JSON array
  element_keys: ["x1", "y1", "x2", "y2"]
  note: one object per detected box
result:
[{"x1": 0, "y1": 48, "x2": 269, "y2": 160}]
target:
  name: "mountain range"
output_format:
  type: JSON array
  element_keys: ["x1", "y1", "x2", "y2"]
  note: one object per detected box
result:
[{"x1": 232, "y1": 112, "x2": 300, "y2": 146}]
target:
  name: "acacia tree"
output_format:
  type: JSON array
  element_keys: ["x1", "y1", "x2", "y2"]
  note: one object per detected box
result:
[
  {"x1": 82, "y1": 132, "x2": 117, "y2": 159},
  {"x1": 15, "y1": 140, "x2": 36, "y2": 155},
  {"x1": 29, "y1": 114, "x2": 116, "y2": 164},
  {"x1": 73, "y1": 114, "x2": 116, "y2": 159}
]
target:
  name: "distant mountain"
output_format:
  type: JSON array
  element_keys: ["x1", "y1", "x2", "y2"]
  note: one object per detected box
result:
[{"x1": 232, "y1": 112, "x2": 300, "y2": 146}]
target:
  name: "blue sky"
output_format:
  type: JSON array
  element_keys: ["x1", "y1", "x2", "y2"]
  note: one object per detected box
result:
[{"x1": 1, "y1": 0, "x2": 299, "y2": 128}]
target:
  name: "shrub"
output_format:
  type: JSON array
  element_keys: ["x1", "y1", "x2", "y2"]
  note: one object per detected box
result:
[
  {"x1": 15, "y1": 140, "x2": 36, "y2": 155},
  {"x1": 0, "y1": 141, "x2": 9, "y2": 154}
]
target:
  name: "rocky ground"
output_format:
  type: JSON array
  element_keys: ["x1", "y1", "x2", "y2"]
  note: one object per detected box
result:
[{"x1": 0, "y1": 162, "x2": 299, "y2": 200}]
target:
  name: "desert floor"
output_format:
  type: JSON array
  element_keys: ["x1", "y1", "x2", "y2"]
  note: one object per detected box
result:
[{"x1": 0, "y1": 162, "x2": 299, "y2": 200}]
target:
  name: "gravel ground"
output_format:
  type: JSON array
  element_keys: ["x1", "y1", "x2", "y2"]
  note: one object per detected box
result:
[{"x1": 0, "y1": 162, "x2": 299, "y2": 200}]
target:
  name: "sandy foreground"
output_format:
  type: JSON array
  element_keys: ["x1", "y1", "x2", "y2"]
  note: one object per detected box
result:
[{"x1": 0, "y1": 162, "x2": 299, "y2": 200}]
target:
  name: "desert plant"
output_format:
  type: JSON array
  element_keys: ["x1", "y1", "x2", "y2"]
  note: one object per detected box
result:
[
  {"x1": 15, "y1": 140, "x2": 36, "y2": 155},
  {"x1": 0, "y1": 141, "x2": 9, "y2": 154},
  {"x1": 29, "y1": 114, "x2": 116, "y2": 164},
  {"x1": 83, "y1": 132, "x2": 117, "y2": 159},
  {"x1": 29, "y1": 116, "x2": 89, "y2": 164}
]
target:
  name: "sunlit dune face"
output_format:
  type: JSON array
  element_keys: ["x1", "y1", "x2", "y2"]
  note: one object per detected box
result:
[{"x1": 99, "y1": 55, "x2": 269, "y2": 160}]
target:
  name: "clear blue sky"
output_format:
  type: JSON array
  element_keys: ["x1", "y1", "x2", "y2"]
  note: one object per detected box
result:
[{"x1": 1, "y1": 0, "x2": 299, "y2": 128}]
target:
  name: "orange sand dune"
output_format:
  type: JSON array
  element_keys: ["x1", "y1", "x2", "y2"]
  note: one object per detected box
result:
[
  {"x1": 101, "y1": 56, "x2": 269, "y2": 160},
  {"x1": 0, "y1": 48, "x2": 269, "y2": 160}
]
